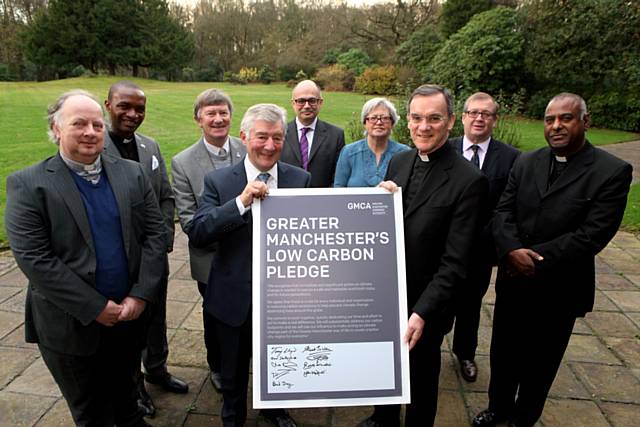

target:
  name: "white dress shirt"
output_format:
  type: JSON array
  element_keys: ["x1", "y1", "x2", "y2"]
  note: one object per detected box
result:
[
  {"x1": 462, "y1": 136, "x2": 491, "y2": 169},
  {"x1": 235, "y1": 156, "x2": 278, "y2": 215}
]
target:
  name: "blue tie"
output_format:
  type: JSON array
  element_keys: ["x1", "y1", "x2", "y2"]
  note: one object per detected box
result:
[{"x1": 257, "y1": 172, "x2": 270, "y2": 184}]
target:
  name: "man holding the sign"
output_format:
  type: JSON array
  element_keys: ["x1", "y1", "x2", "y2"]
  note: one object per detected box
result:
[
  {"x1": 188, "y1": 104, "x2": 310, "y2": 427},
  {"x1": 361, "y1": 85, "x2": 488, "y2": 427}
]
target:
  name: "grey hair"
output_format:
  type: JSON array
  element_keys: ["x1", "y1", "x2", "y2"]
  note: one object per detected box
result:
[
  {"x1": 239, "y1": 104, "x2": 287, "y2": 137},
  {"x1": 547, "y1": 92, "x2": 588, "y2": 119},
  {"x1": 407, "y1": 84, "x2": 455, "y2": 117},
  {"x1": 464, "y1": 92, "x2": 499, "y2": 114},
  {"x1": 361, "y1": 97, "x2": 398, "y2": 126},
  {"x1": 193, "y1": 88, "x2": 234, "y2": 120},
  {"x1": 47, "y1": 89, "x2": 103, "y2": 145}
]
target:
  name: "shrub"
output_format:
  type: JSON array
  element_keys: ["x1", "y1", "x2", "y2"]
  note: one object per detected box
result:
[
  {"x1": 258, "y1": 65, "x2": 276, "y2": 84},
  {"x1": 313, "y1": 65, "x2": 355, "y2": 92},
  {"x1": 182, "y1": 67, "x2": 195, "y2": 81},
  {"x1": 223, "y1": 71, "x2": 247, "y2": 85},
  {"x1": 295, "y1": 69, "x2": 308, "y2": 81},
  {"x1": 589, "y1": 92, "x2": 640, "y2": 132},
  {"x1": 69, "y1": 65, "x2": 88, "y2": 77},
  {"x1": 195, "y1": 59, "x2": 224, "y2": 82},
  {"x1": 337, "y1": 48, "x2": 372, "y2": 75},
  {"x1": 345, "y1": 112, "x2": 365, "y2": 142},
  {"x1": 238, "y1": 67, "x2": 259, "y2": 83},
  {"x1": 354, "y1": 65, "x2": 398, "y2": 95}
]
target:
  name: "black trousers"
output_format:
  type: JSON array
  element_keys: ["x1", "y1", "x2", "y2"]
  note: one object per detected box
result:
[
  {"x1": 213, "y1": 313, "x2": 288, "y2": 427},
  {"x1": 368, "y1": 325, "x2": 446, "y2": 427},
  {"x1": 141, "y1": 266, "x2": 169, "y2": 376},
  {"x1": 452, "y1": 260, "x2": 493, "y2": 360},
  {"x1": 214, "y1": 314, "x2": 253, "y2": 426},
  {"x1": 39, "y1": 318, "x2": 146, "y2": 427},
  {"x1": 199, "y1": 281, "x2": 221, "y2": 373},
  {"x1": 487, "y1": 281, "x2": 576, "y2": 427}
]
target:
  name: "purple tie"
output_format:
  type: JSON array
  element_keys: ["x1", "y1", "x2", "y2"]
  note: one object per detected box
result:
[{"x1": 300, "y1": 127, "x2": 310, "y2": 170}]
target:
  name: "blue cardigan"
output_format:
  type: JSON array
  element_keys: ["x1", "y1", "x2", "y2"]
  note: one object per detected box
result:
[{"x1": 333, "y1": 138, "x2": 410, "y2": 187}]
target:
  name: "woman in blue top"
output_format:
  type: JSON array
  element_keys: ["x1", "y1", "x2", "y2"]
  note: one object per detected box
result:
[{"x1": 334, "y1": 97, "x2": 410, "y2": 187}]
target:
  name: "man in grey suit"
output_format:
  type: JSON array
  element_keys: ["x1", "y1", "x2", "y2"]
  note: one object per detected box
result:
[
  {"x1": 281, "y1": 79, "x2": 345, "y2": 187},
  {"x1": 103, "y1": 81, "x2": 187, "y2": 416},
  {"x1": 5, "y1": 90, "x2": 166, "y2": 427},
  {"x1": 171, "y1": 88, "x2": 246, "y2": 390}
]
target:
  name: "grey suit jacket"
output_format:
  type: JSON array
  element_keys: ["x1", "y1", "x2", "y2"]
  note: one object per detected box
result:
[
  {"x1": 281, "y1": 119, "x2": 345, "y2": 188},
  {"x1": 171, "y1": 136, "x2": 246, "y2": 283},
  {"x1": 103, "y1": 131, "x2": 175, "y2": 251},
  {"x1": 5, "y1": 153, "x2": 167, "y2": 356}
]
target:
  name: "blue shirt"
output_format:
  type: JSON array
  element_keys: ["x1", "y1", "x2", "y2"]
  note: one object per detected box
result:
[{"x1": 333, "y1": 138, "x2": 410, "y2": 187}]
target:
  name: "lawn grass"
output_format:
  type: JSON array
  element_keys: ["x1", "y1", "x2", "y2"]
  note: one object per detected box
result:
[
  {"x1": 1, "y1": 77, "x2": 639, "y2": 246},
  {"x1": 622, "y1": 183, "x2": 640, "y2": 233}
]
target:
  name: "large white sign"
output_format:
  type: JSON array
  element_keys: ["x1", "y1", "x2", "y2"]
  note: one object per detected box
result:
[{"x1": 252, "y1": 188, "x2": 410, "y2": 408}]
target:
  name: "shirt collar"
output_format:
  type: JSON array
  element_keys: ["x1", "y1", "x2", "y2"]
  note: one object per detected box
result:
[
  {"x1": 462, "y1": 135, "x2": 491, "y2": 153},
  {"x1": 203, "y1": 137, "x2": 230, "y2": 156},
  {"x1": 296, "y1": 117, "x2": 318, "y2": 132},
  {"x1": 244, "y1": 156, "x2": 278, "y2": 185}
]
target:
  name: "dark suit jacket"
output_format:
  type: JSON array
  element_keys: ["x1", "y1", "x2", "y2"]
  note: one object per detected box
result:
[
  {"x1": 104, "y1": 131, "x2": 175, "y2": 251},
  {"x1": 385, "y1": 144, "x2": 488, "y2": 331},
  {"x1": 281, "y1": 119, "x2": 345, "y2": 188},
  {"x1": 449, "y1": 137, "x2": 520, "y2": 262},
  {"x1": 187, "y1": 160, "x2": 311, "y2": 326},
  {"x1": 492, "y1": 142, "x2": 632, "y2": 316},
  {"x1": 5, "y1": 153, "x2": 167, "y2": 356}
]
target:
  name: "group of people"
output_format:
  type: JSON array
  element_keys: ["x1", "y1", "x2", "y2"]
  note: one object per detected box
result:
[{"x1": 4, "y1": 79, "x2": 632, "y2": 427}]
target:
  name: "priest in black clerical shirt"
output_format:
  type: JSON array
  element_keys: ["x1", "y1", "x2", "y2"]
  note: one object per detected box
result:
[
  {"x1": 473, "y1": 93, "x2": 632, "y2": 427},
  {"x1": 103, "y1": 81, "x2": 186, "y2": 418},
  {"x1": 356, "y1": 84, "x2": 488, "y2": 427}
]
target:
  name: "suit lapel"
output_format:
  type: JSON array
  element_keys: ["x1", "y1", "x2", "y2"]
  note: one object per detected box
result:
[
  {"x1": 308, "y1": 120, "x2": 325, "y2": 164},
  {"x1": 481, "y1": 138, "x2": 499, "y2": 175},
  {"x1": 102, "y1": 155, "x2": 132, "y2": 256},
  {"x1": 135, "y1": 133, "x2": 152, "y2": 167},
  {"x1": 404, "y1": 156, "x2": 450, "y2": 218},
  {"x1": 229, "y1": 137, "x2": 246, "y2": 165},
  {"x1": 285, "y1": 122, "x2": 302, "y2": 164},
  {"x1": 450, "y1": 137, "x2": 463, "y2": 154},
  {"x1": 103, "y1": 132, "x2": 122, "y2": 159},
  {"x1": 47, "y1": 155, "x2": 95, "y2": 251},
  {"x1": 195, "y1": 138, "x2": 215, "y2": 175},
  {"x1": 533, "y1": 148, "x2": 551, "y2": 197}
]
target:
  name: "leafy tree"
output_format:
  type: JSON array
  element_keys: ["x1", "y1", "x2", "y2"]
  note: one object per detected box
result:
[
  {"x1": 395, "y1": 23, "x2": 443, "y2": 76},
  {"x1": 519, "y1": 0, "x2": 640, "y2": 130},
  {"x1": 24, "y1": 0, "x2": 103, "y2": 75},
  {"x1": 439, "y1": 0, "x2": 493, "y2": 38},
  {"x1": 23, "y1": 0, "x2": 192, "y2": 79},
  {"x1": 337, "y1": 48, "x2": 373, "y2": 75},
  {"x1": 428, "y1": 7, "x2": 524, "y2": 98}
]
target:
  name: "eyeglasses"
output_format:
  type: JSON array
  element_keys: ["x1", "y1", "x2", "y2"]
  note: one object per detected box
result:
[
  {"x1": 409, "y1": 114, "x2": 446, "y2": 125},
  {"x1": 365, "y1": 115, "x2": 393, "y2": 124},
  {"x1": 464, "y1": 110, "x2": 496, "y2": 119},
  {"x1": 293, "y1": 97, "x2": 321, "y2": 106}
]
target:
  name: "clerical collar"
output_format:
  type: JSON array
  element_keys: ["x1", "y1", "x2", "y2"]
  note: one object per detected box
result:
[
  {"x1": 554, "y1": 155, "x2": 567, "y2": 163},
  {"x1": 60, "y1": 152, "x2": 102, "y2": 184},
  {"x1": 108, "y1": 130, "x2": 134, "y2": 145},
  {"x1": 417, "y1": 142, "x2": 448, "y2": 162}
]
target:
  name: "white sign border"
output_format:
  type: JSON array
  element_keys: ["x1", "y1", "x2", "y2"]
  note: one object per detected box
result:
[{"x1": 252, "y1": 187, "x2": 410, "y2": 409}]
